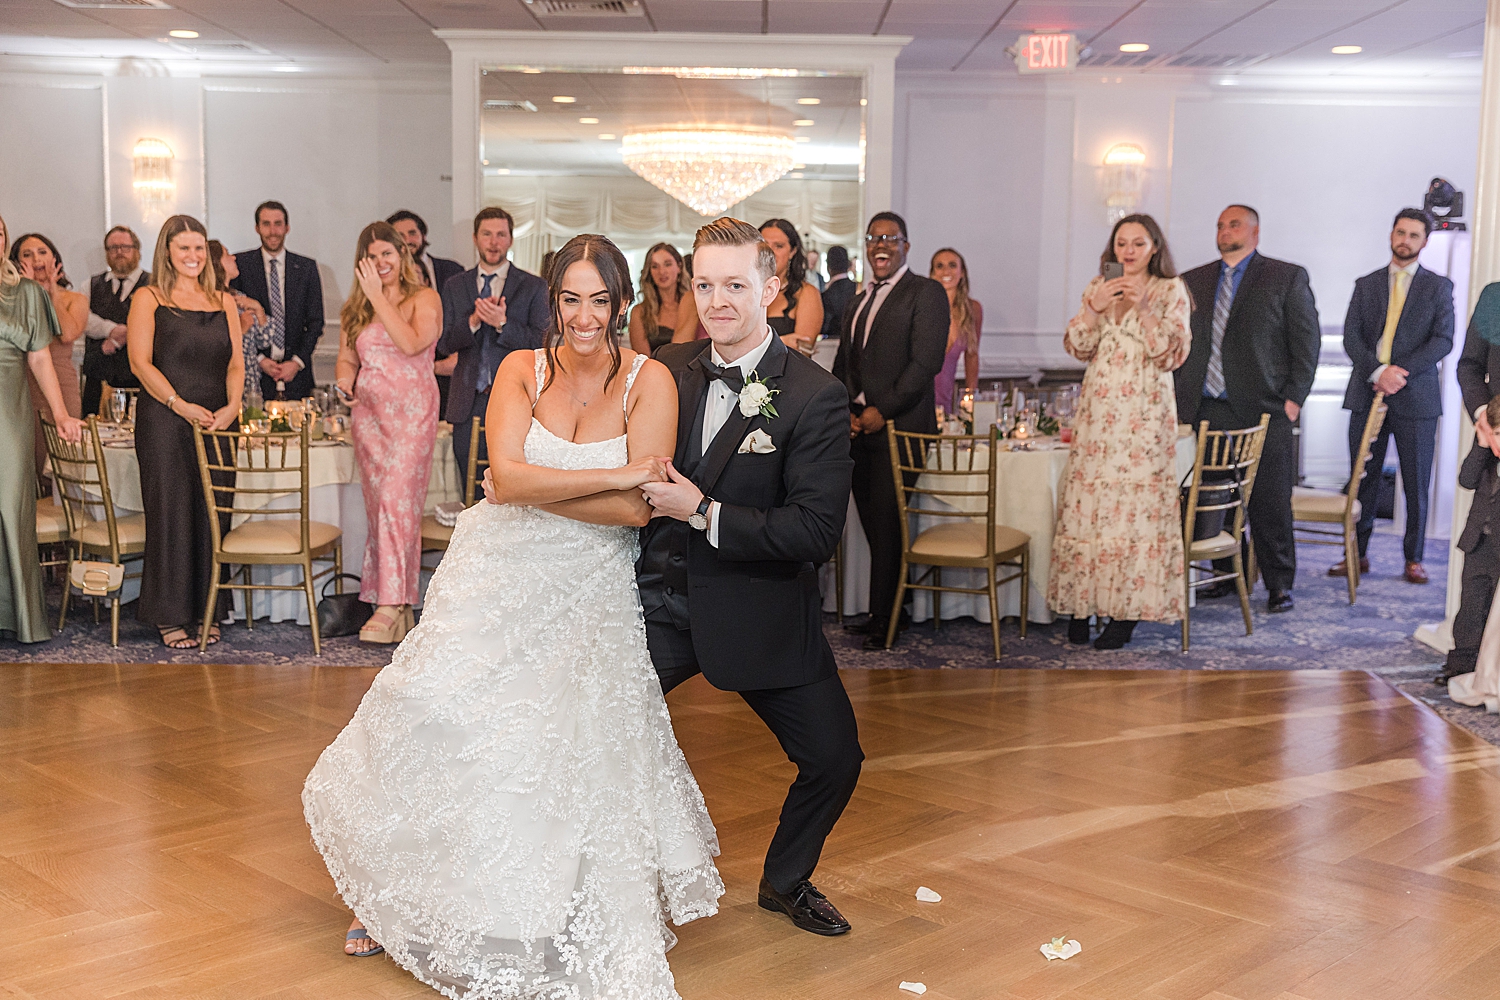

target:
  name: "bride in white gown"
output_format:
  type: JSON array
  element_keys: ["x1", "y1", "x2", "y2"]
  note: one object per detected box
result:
[{"x1": 302, "y1": 234, "x2": 722, "y2": 999}]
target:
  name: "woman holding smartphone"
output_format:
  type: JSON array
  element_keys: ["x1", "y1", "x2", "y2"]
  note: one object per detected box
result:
[{"x1": 1047, "y1": 214, "x2": 1191, "y2": 650}]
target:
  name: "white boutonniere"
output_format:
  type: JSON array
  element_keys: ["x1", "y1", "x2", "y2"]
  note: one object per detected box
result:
[{"x1": 738, "y1": 370, "x2": 780, "y2": 420}]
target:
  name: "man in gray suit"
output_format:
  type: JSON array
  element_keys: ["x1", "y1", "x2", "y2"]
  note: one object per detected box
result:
[{"x1": 1337, "y1": 208, "x2": 1454, "y2": 584}]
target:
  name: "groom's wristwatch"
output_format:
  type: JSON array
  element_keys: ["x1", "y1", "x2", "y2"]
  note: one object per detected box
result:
[{"x1": 689, "y1": 497, "x2": 712, "y2": 531}]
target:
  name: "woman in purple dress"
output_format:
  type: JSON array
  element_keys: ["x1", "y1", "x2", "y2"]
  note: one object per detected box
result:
[{"x1": 930, "y1": 248, "x2": 982, "y2": 414}]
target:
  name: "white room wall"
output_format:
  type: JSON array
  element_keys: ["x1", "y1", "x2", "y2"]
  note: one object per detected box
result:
[{"x1": 892, "y1": 71, "x2": 1483, "y2": 377}]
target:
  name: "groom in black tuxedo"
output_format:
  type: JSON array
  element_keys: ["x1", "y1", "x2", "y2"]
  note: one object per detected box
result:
[{"x1": 637, "y1": 218, "x2": 862, "y2": 936}]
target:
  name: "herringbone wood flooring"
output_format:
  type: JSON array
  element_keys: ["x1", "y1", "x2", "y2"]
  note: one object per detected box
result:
[{"x1": 4, "y1": 666, "x2": 1500, "y2": 999}]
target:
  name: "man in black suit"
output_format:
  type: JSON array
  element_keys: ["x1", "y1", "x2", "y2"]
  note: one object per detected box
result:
[
  {"x1": 820, "y1": 244, "x2": 856, "y2": 339},
  {"x1": 1338, "y1": 208, "x2": 1454, "y2": 584},
  {"x1": 80, "y1": 225, "x2": 146, "y2": 415},
  {"x1": 1176, "y1": 205, "x2": 1320, "y2": 613},
  {"x1": 436, "y1": 206, "x2": 549, "y2": 484},
  {"x1": 230, "y1": 200, "x2": 324, "y2": 400},
  {"x1": 832, "y1": 212, "x2": 950, "y2": 647},
  {"x1": 636, "y1": 217, "x2": 861, "y2": 936},
  {"x1": 388, "y1": 209, "x2": 463, "y2": 415}
]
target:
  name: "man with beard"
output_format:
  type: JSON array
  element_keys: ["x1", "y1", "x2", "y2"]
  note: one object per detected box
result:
[
  {"x1": 1176, "y1": 205, "x2": 1320, "y2": 613},
  {"x1": 1336, "y1": 207, "x2": 1454, "y2": 585}
]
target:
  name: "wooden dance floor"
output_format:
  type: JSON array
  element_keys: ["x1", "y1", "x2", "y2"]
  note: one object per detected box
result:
[{"x1": 5, "y1": 665, "x2": 1500, "y2": 999}]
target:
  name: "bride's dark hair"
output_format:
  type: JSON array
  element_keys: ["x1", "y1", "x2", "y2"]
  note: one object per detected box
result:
[{"x1": 542, "y1": 233, "x2": 634, "y2": 396}]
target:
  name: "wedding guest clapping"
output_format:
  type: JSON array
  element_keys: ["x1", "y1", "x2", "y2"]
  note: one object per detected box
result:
[
  {"x1": 335, "y1": 222, "x2": 442, "y2": 644},
  {"x1": 760, "y1": 218, "x2": 823, "y2": 353},
  {"x1": 1048, "y1": 214, "x2": 1191, "y2": 650},
  {"x1": 929, "y1": 248, "x2": 982, "y2": 414}
]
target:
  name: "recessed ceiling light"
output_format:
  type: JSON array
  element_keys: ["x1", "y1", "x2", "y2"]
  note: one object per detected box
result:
[
  {"x1": 579, "y1": 117, "x2": 599, "y2": 124},
  {"x1": 521, "y1": 67, "x2": 543, "y2": 74},
  {"x1": 796, "y1": 97, "x2": 820, "y2": 105},
  {"x1": 1119, "y1": 43, "x2": 1149, "y2": 53},
  {"x1": 859, "y1": 98, "x2": 867, "y2": 106},
  {"x1": 552, "y1": 95, "x2": 576, "y2": 103},
  {"x1": 793, "y1": 119, "x2": 814, "y2": 127},
  {"x1": 598, "y1": 133, "x2": 616, "y2": 140},
  {"x1": 272, "y1": 65, "x2": 301, "y2": 73},
  {"x1": 794, "y1": 136, "x2": 811, "y2": 143},
  {"x1": 168, "y1": 29, "x2": 198, "y2": 39},
  {"x1": 1331, "y1": 45, "x2": 1362, "y2": 54}
]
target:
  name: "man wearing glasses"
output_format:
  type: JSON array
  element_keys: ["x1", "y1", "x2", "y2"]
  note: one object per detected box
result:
[
  {"x1": 832, "y1": 212, "x2": 950, "y2": 648},
  {"x1": 81, "y1": 226, "x2": 147, "y2": 416}
]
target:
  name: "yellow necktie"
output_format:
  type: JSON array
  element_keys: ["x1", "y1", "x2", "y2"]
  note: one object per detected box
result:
[{"x1": 1378, "y1": 270, "x2": 1410, "y2": 364}]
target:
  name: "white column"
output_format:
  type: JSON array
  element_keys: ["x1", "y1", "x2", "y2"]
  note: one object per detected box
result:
[{"x1": 1416, "y1": 0, "x2": 1500, "y2": 652}]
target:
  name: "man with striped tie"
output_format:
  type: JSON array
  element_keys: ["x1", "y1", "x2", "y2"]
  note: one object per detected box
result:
[
  {"x1": 231, "y1": 200, "x2": 324, "y2": 400},
  {"x1": 1337, "y1": 208, "x2": 1454, "y2": 585},
  {"x1": 1175, "y1": 205, "x2": 1321, "y2": 614}
]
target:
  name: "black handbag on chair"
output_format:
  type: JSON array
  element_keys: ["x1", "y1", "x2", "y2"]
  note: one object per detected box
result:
[
  {"x1": 1180, "y1": 474, "x2": 1240, "y2": 541},
  {"x1": 316, "y1": 574, "x2": 372, "y2": 638}
]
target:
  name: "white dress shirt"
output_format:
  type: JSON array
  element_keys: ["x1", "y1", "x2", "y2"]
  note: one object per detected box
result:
[
  {"x1": 469, "y1": 260, "x2": 511, "y2": 332},
  {"x1": 852, "y1": 263, "x2": 907, "y2": 405},
  {"x1": 700, "y1": 326, "x2": 775, "y2": 547},
  {"x1": 85, "y1": 266, "x2": 146, "y2": 339},
  {"x1": 1372, "y1": 257, "x2": 1420, "y2": 387}
]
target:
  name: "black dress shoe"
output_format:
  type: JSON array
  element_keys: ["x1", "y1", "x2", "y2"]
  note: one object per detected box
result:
[
  {"x1": 845, "y1": 611, "x2": 911, "y2": 636},
  {"x1": 1092, "y1": 619, "x2": 1137, "y2": 650},
  {"x1": 1198, "y1": 580, "x2": 1237, "y2": 600},
  {"x1": 1267, "y1": 590, "x2": 1294, "y2": 613},
  {"x1": 758, "y1": 877, "x2": 851, "y2": 936},
  {"x1": 1067, "y1": 616, "x2": 1092, "y2": 644}
]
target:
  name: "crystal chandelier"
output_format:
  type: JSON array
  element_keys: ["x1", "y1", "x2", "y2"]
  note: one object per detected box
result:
[{"x1": 621, "y1": 128, "x2": 796, "y2": 216}]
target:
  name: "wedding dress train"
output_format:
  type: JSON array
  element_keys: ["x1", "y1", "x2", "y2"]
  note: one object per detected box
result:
[{"x1": 303, "y1": 352, "x2": 722, "y2": 999}]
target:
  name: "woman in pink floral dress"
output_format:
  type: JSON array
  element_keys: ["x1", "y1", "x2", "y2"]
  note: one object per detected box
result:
[
  {"x1": 1048, "y1": 214, "x2": 1191, "y2": 650},
  {"x1": 335, "y1": 221, "x2": 442, "y2": 644}
]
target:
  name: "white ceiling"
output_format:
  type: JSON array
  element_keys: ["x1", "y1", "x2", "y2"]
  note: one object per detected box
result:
[{"x1": 0, "y1": 0, "x2": 1487, "y2": 77}]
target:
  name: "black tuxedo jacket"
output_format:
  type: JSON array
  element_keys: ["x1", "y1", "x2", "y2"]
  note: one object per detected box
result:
[
  {"x1": 820, "y1": 275, "x2": 856, "y2": 338},
  {"x1": 423, "y1": 253, "x2": 463, "y2": 292},
  {"x1": 636, "y1": 334, "x2": 852, "y2": 691},
  {"x1": 84, "y1": 270, "x2": 147, "y2": 386},
  {"x1": 1458, "y1": 283, "x2": 1500, "y2": 422},
  {"x1": 1176, "y1": 252, "x2": 1321, "y2": 426},
  {"x1": 230, "y1": 248, "x2": 324, "y2": 399},
  {"x1": 1342, "y1": 264, "x2": 1453, "y2": 421},
  {"x1": 436, "y1": 265, "x2": 549, "y2": 424},
  {"x1": 831, "y1": 269, "x2": 949, "y2": 433},
  {"x1": 1458, "y1": 438, "x2": 1500, "y2": 552}
]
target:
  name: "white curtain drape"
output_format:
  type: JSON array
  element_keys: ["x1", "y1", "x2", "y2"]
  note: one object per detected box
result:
[{"x1": 484, "y1": 173, "x2": 861, "y2": 272}]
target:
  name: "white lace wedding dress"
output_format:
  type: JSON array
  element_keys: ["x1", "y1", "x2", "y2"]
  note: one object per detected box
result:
[{"x1": 303, "y1": 352, "x2": 723, "y2": 999}]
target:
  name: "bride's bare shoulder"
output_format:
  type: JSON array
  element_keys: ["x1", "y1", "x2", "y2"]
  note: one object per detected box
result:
[{"x1": 625, "y1": 355, "x2": 678, "y2": 407}]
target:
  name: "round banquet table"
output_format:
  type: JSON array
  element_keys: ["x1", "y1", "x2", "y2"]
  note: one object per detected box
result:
[
  {"x1": 824, "y1": 431, "x2": 1197, "y2": 625},
  {"x1": 85, "y1": 424, "x2": 462, "y2": 624}
]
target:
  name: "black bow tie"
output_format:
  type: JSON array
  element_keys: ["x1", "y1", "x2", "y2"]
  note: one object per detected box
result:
[{"x1": 702, "y1": 361, "x2": 744, "y2": 394}]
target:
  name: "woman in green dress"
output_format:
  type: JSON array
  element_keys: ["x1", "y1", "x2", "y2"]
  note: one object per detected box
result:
[{"x1": 0, "y1": 214, "x2": 86, "y2": 642}]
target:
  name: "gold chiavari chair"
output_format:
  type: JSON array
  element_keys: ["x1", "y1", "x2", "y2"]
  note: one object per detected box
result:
[
  {"x1": 421, "y1": 418, "x2": 486, "y2": 563},
  {"x1": 1291, "y1": 393, "x2": 1387, "y2": 604}
]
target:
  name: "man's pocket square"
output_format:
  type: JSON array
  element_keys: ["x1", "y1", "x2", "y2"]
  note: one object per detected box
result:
[{"x1": 737, "y1": 429, "x2": 777, "y2": 454}]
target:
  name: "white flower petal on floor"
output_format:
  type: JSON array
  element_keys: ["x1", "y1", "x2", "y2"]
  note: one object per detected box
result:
[
  {"x1": 899, "y1": 982, "x2": 928, "y2": 994},
  {"x1": 1040, "y1": 936, "x2": 1082, "y2": 961},
  {"x1": 915, "y1": 886, "x2": 942, "y2": 902}
]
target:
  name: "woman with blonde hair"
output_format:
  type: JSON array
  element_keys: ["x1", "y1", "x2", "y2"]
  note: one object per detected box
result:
[
  {"x1": 0, "y1": 216, "x2": 85, "y2": 641},
  {"x1": 627, "y1": 242, "x2": 691, "y2": 354},
  {"x1": 127, "y1": 214, "x2": 244, "y2": 649},
  {"x1": 929, "y1": 248, "x2": 983, "y2": 413},
  {"x1": 335, "y1": 221, "x2": 442, "y2": 643},
  {"x1": 10, "y1": 232, "x2": 85, "y2": 482}
]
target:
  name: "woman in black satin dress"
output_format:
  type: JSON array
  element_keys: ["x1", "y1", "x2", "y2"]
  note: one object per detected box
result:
[
  {"x1": 126, "y1": 215, "x2": 244, "y2": 650},
  {"x1": 759, "y1": 218, "x2": 823, "y2": 354}
]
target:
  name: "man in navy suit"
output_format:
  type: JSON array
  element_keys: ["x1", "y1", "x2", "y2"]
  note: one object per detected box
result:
[
  {"x1": 388, "y1": 209, "x2": 463, "y2": 415},
  {"x1": 1338, "y1": 207, "x2": 1455, "y2": 584},
  {"x1": 230, "y1": 200, "x2": 324, "y2": 400},
  {"x1": 437, "y1": 206, "x2": 549, "y2": 485}
]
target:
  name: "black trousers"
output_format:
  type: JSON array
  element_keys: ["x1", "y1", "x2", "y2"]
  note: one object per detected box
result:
[
  {"x1": 1199, "y1": 398, "x2": 1298, "y2": 593},
  {"x1": 1351, "y1": 412, "x2": 1437, "y2": 563},
  {"x1": 1450, "y1": 529, "x2": 1500, "y2": 675},
  {"x1": 645, "y1": 618, "x2": 863, "y2": 894},
  {"x1": 851, "y1": 427, "x2": 916, "y2": 623},
  {"x1": 451, "y1": 390, "x2": 490, "y2": 501},
  {"x1": 82, "y1": 375, "x2": 105, "y2": 418}
]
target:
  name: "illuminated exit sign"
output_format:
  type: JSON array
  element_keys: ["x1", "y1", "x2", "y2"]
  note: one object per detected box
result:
[{"x1": 1013, "y1": 32, "x2": 1078, "y2": 74}]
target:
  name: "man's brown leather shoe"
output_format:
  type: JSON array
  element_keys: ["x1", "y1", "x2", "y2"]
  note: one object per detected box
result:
[
  {"x1": 1405, "y1": 562, "x2": 1429, "y2": 584},
  {"x1": 1328, "y1": 558, "x2": 1369, "y2": 578}
]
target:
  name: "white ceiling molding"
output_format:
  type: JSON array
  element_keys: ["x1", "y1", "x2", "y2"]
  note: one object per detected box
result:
[{"x1": 435, "y1": 30, "x2": 909, "y2": 257}]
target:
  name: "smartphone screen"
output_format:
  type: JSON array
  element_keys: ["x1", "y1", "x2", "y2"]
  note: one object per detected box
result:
[{"x1": 1102, "y1": 261, "x2": 1124, "y2": 281}]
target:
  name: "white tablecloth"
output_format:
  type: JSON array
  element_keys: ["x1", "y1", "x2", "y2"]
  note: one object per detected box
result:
[
  {"x1": 827, "y1": 433, "x2": 1196, "y2": 625},
  {"x1": 83, "y1": 425, "x2": 462, "y2": 623}
]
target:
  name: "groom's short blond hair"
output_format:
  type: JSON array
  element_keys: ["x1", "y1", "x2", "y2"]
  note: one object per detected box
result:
[{"x1": 693, "y1": 217, "x2": 776, "y2": 283}]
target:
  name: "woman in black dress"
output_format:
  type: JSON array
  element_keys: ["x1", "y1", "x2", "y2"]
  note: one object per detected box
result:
[
  {"x1": 126, "y1": 215, "x2": 244, "y2": 649},
  {"x1": 759, "y1": 218, "x2": 823, "y2": 353},
  {"x1": 627, "y1": 242, "x2": 691, "y2": 354}
]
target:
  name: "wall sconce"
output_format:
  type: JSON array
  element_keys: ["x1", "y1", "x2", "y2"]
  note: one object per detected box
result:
[
  {"x1": 132, "y1": 137, "x2": 175, "y2": 216},
  {"x1": 1102, "y1": 143, "x2": 1146, "y2": 223}
]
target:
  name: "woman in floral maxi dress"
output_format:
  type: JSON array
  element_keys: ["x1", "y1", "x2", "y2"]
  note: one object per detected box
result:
[{"x1": 1048, "y1": 214, "x2": 1192, "y2": 650}]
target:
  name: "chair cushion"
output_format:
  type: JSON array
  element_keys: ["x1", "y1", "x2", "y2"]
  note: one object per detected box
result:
[
  {"x1": 1292, "y1": 486, "x2": 1357, "y2": 521},
  {"x1": 35, "y1": 501, "x2": 69, "y2": 545},
  {"x1": 421, "y1": 514, "x2": 453, "y2": 548},
  {"x1": 75, "y1": 513, "x2": 146, "y2": 554},
  {"x1": 222, "y1": 519, "x2": 341, "y2": 556},
  {"x1": 909, "y1": 521, "x2": 1029, "y2": 562},
  {"x1": 1189, "y1": 530, "x2": 1240, "y2": 559}
]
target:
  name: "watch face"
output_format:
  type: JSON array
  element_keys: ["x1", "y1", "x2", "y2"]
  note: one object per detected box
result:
[{"x1": 689, "y1": 513, "x2": 707, "y2": 530}]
